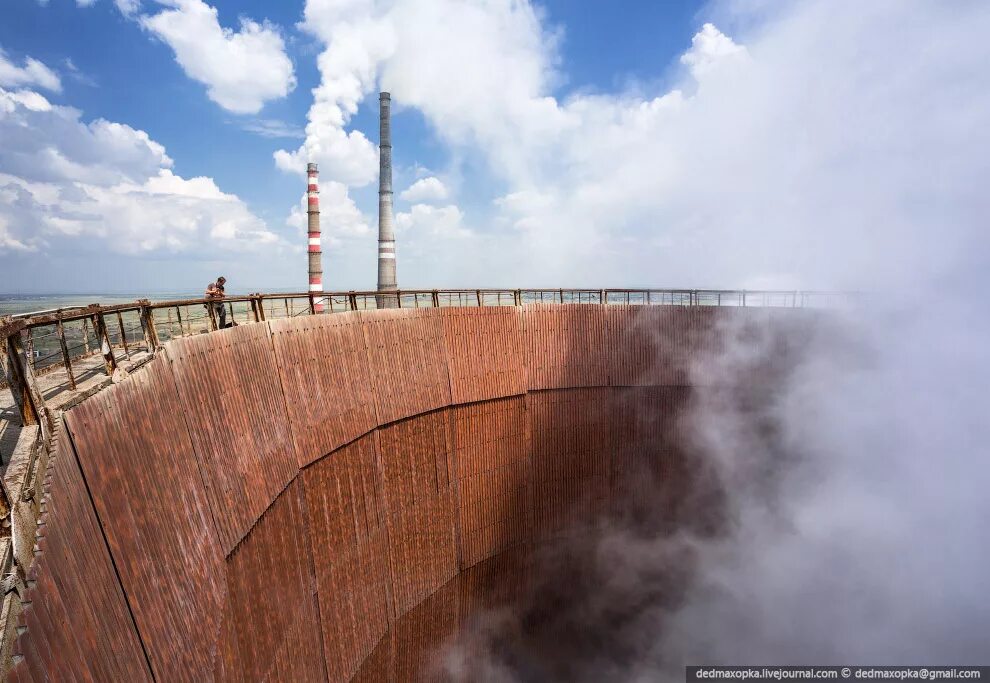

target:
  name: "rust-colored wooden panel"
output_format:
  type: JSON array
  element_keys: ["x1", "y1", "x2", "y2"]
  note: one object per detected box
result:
[
  {"x1": 66, "y1": 354, "x2": 225, "y2": 682},
  {"x1": 376, "y1": 410, "x2": 458, "y2": 619},
  {"x1": 361, "y1": 309, "x2": 451, "y2": 425},
  {"x1": 166, "y1": 323, "x2": 298, "y2": 553},
  {"x1": 609, "y1": 386, "x2": 694, "y2": 514},
  {"x1": 450, "y1": 397, "x2": 531, "y2": 568},
  {"x1": 606, "y1": 305, "x2": 727, "y2": 387},
  {"x1": 215, "y1": 481, "x2": 325, "y2": 682},
  {"x1": 522, "y1": 304, "x2": 609, "y2": 390},
  {"x1": 11, "y1": 429, "x2": 152, "y2": 683},
  {"x1": 527, "y1": 388, "x2": 611, "y2": 539},
  {"x1": 270, "y1": 313, "x2": 378, "y2": 467},
  {"x1": 302, "y1": 433, "x2": 391, "y2": 683},
  {"x1": 440, "y1": 307, "x2": 526, "y2": 405}
]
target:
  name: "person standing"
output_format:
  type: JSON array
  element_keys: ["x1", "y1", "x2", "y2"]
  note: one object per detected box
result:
[{"x1": 205, "y1": 276, "x2": 228, "y2": 329}]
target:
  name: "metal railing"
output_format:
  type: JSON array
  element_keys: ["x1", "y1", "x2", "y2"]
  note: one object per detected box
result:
[{"x1": 1, "y1": 287, "x2": 850, "y2": 441}]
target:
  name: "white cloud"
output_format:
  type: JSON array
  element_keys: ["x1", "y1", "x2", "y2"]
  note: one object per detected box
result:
[
  {"x1": 679, "y1": 22, "x2": 747, "y2": 79},
  {"x1": 399, "y1": 176, "x2": 448, "y2": 202},
  {"x1": 0, "y1": 85, "x2": 280, "y2": 256},
  {"x1": 241, "y1": 118, "x2": 305, "y2": 139},
  {"x1": 140, "y1": 0, "x2": 295, "y2": 114},
  {"x1": 272, "y1": 9, "x2": 391, "y2": 184},
  {"x1": 287, "y1": 180, "x2": 370, "y2": 248},
  {"x1": 395, "y1": 203, "x2": 470, "y2": 238},
  {"x1": 0, "y1": 47, "x2": 61, "y2": 92},
  {"x1": 115, "y1": 0, "x2": 141, "y2": 15}
]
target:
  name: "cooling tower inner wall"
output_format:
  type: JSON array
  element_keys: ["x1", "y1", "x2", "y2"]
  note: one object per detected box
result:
[{"x1": 9, "y1": 305, "x2": 813, "y2": 682}]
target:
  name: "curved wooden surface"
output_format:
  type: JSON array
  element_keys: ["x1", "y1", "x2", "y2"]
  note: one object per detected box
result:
[{"x1": 8, "y1": 305, "x2": 806, "y2": 682}]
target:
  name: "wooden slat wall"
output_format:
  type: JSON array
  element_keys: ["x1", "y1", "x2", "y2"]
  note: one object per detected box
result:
[
  {"x1": 522, "y1": 304, "x2": 609, "y2": 390},
  {"x1": 270, "y1": 313, "x2": 377, "y2": 467},
  {"x1": 527, "y1": 387, "x2": 612, "y2": 540},
  {"x1": 302, "y1": 433, "x2": 391, "y2": 683},
  {"x1": 361, "y1": 309, "x2": 451, "y2": 425},
  {"x1": 9, "y1": 427, "x2": 151, "y2": 683},
  {"x1": 218, "y1": 480, "x2": 326, "y2": 682},
  {"x1": 376, "y1": 410, "x2": 459, "y2": 619},
  {"x1": 440, "y1": 307, "x2": 526, "y2": 404},
  {"x1": 167, "y1": 323, "x2": 299, "y2": 553},
  {"x1": 11, "y1": 304, "x2": 811, "y2": 683},
  {"x1": 450, "y1": 397, "x2": 531, "y2": 568},
  {"x1": 65, "y1": 355, "x2": 226, "y2": 682}
]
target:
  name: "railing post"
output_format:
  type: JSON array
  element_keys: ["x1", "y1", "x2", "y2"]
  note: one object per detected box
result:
[
  {"x1": 116, "y1": 310, "x2": 130, "y2": 355},
  {"x1": 396, "y1": 290, "x2": 402, "y2": 308},
  {"x1": 4, "y1": 325, "x2": 50, "y2": 441},
  {"x1": 513, "y1": 289, "x2": 522, "y2": 306},
  {"x1": 308, "y1": 292, "x2": 316, "y2": 315},
  {"x1": 476, "y1": 290, "x2": 483, "y2": 307},
  {"x1": 207, "y1": 301, "x2": 219, "y2": 331},
  {"x1": 92, "y1": 311, "x2": 118, "y2": 374},
  {"x1": 175, "y1": 306, "x2": 187, "y2": 336},
  {"x1": 139, "y1": 300, "x2": 160, "y2": 351},
  {"x1": 742, "y1": 289, "x2": 747, "y2": 307},
  {"x1": 81, "y1": 316, "x2": 92, "y2": 354},
  {"x1": 25, "y1": 328, "x2": 35, "y2": 373},
  {"x1": 56, "y1": 316, "x2": 76, "y2": 390},
  {"x1": 349, "y1": 292, "x2": 358, "y2": 311},
  {"x1": 431, "y1": 290, "x2": 440, "y2": 308},
  {"x1": 599, "y1": 289, "x2": 606, "y2": 305}
]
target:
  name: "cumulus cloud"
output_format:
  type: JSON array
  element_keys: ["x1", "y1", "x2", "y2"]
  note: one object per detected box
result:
[
  {"x1": 399, "y1": 176, "x2": 448, "y2": 202},
  {"x1": 140, "y1": 0, "x2": 295, "y2": 114},
  {"x1": 287, "y1": 180, "x2": 370, "y2": 249},
  {"x1": 277, "y1": 0, "x2": 560, "y2": 189},
  {"x1": 395, "y1": 203, "x2": 469, "y2": 238},
  {"x1": 679, "y1": 21, "x2": 747, "y2": 79},
  {"x1": 0, "y1": 85, "x2": 279, "y2": 256},
  {"x1": 0, "y1": 47, "x2": 61, "y2": 92}
]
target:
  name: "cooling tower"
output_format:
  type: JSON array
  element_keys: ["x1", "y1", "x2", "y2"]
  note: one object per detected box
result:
[{"x1": 6, "y1": 304, "x2": 811, "y2": 682}]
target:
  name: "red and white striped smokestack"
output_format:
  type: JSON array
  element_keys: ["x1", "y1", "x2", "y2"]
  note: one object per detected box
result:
[{"x1": 307, "y1": 162, "x2": 324, "y2": 312}]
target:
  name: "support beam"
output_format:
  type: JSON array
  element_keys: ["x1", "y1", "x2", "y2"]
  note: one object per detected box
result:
[
  {"x1": 4, "y1": 331, "x2": 49, "y2": 441},
  {"x1": 92, "y1": 312, "x2": 118, "y2": 375},
  {"x1": 56, "y1": 318, "x2": 76, "y2": 390},
  {"x1": 139, "y1": 300, "x2": 160, "y2": 352},
  {"x1": 116, "y1": 311, "x2": 130, "y2": 355}
]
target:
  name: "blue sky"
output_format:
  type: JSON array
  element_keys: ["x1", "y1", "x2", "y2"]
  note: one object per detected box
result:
[
  {"x1": 0, "y1": 0, "x2": 712, "y2": 294},
  {"x1": 1, "y1": 0, "x2": 987, "y2": 297}
]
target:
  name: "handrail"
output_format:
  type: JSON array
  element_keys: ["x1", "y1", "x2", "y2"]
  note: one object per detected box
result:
[
  {"x1": 1, "y1": 286, "x2": 855, "y2": 436},
  {"x1": 2, "y1": 287, "x2": 854, "y2": 339}
]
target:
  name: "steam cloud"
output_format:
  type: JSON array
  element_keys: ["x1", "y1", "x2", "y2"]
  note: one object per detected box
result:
[{"x1": 421, "y1": 0, "x2": 990, "y2": 678}]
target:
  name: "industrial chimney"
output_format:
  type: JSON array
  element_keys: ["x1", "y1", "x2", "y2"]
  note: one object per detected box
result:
[
  {"x1": 307, "y1": 162, "x2": 324, "y2": 313},
  {"x1": 377, "y1": 92, "x2": 397, "y2": 306}
]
